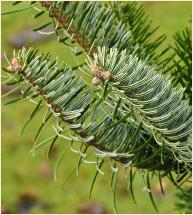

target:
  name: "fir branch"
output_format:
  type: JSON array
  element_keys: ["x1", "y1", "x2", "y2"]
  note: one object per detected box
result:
[
  {"x1": 5, "y1": 47, "x2": 180, "y2": 172},
  {"x1": 3, "y1": 2, "x2": 192, "y2": 212},
  {"x1": 40, "y1": 1, "x2": 132, "y2": 56},
  {"x1": 107, "y1": 1, "x2": 169, "y2": 66},
  {"x1": 39, "y1": 1, "x2": 172, "y2": 73},
  {"x1": 85, "y1": 46, "x2": 192, "y2": 169},
  {"x1": 41, "y1": 1, "x2": 92, "y2": 54}
]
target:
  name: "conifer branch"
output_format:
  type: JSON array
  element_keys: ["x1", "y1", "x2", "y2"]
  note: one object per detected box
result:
[
  {"x1": 85, "y1": 46, "x2": 192, "y2": 169},
  {"x1": 41, "y1": 1, "x2": 93, "y2": 55},
  {"x1": 5, "y1": 47, "x2": 180, "y2": 172},
  {"x1": 2, "y1": 2, "x2": 192, "y2": 212}
]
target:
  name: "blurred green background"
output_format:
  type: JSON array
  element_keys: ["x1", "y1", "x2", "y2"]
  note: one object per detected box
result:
[{"x1": 1, "y1": 1, "x2": 192, "y2": 214}]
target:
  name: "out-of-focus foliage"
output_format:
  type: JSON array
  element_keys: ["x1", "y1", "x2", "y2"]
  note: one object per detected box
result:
[
  {"x1": 170, "y1": 29, "x2": 192, "y2": 103},
  {"x1": 175, "y1": 187, "x2": 192, "y2": 214}
]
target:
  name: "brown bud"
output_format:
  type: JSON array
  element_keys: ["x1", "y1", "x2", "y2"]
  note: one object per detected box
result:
[
  {"x1": 102, "y1": 71, "x2": 112, "y2": 80},
  {"x1": 13, "y1": 64, "x2": 23, "y2": 72},
  {"x1": 7, "y1": 57, "x2": 23, "y2": 72},
  {"x1": 91, "y1": 77, "x2": 101, "y2": 86},
  {"x1": 90, "y1": 64, "x2": 101, "y2": 74},
  {"x1": 11, "y1": 57, "x2": 19, "y2": 65}
]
